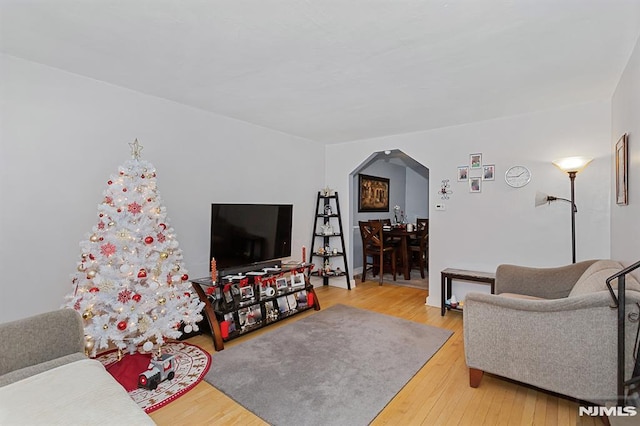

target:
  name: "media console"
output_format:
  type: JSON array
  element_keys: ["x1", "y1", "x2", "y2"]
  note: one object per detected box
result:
[{"x1": 191, "y1": 260, "x2": 320, "y2": 351}]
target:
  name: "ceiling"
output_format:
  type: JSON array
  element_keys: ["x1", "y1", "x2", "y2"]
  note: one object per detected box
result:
[{"x1": 1, "y1": 1, "x2": 639, "y2": 144}]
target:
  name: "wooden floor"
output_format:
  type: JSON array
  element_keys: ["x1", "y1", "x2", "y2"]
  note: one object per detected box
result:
[{"x1": 150, "y1": 282, "x2": 604, "y2": 425}]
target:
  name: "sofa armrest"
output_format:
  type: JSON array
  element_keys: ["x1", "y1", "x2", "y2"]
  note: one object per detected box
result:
[
  {"x1": 0, "y1": 309, "x2": 85, "y2": 377},
  {"x1": 495, "y1": 260, "x2": 597, "y2": 299},
  {"x1": 463, "y1": 290, "x2": 640, "y2": 403}
]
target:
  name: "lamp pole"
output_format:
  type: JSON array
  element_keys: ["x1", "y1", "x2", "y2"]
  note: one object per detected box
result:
[
  {"x1": 569, "y1": 171, "x2": 577, "y2": 264},
  {"x1": 552, "y1": 156, "x2": 592, "y2": 265}
]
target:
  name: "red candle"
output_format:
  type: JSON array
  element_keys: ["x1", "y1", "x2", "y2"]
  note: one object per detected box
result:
[{"x1": 211, "y1": 257, "x2": 217, "y2": 282}]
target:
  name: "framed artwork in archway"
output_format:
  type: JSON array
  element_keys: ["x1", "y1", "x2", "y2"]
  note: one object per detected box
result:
[{"x1": 358, "y1": 174, "x2": 390, "y2": 212}]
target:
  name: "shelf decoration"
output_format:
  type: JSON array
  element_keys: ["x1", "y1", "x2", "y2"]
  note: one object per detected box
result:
[{"x1": 322, "y1": 186, "x2": 333, "y2": 196}]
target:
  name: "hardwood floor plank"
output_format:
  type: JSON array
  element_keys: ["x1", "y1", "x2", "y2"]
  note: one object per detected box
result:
[{"x1": 149, "y1": 281, "x2": 602, "y2": 425}]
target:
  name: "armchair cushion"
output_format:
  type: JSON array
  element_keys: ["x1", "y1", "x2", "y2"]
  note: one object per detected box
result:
[{"x1": 495, "y1": 260, "x2": 596, "y2": 299}]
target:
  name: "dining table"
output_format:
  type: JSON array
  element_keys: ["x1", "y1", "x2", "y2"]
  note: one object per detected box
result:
[{"x1": 383, "y1": 226, "x2": 418, "y2": 280}]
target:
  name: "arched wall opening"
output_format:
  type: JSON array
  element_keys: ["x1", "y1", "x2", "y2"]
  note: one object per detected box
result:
[{"x1": 348, "y1": 149, "x2": 430, "y2": 285}]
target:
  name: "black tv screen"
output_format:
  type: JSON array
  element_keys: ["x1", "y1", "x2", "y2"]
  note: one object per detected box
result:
[{"x1": 210, "y1": 204, "x2": 293, "y2": 270}]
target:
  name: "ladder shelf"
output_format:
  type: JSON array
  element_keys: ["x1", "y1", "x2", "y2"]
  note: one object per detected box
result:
[{"x1": 309, "y1": 191, "x2": 351, "y2": 289}]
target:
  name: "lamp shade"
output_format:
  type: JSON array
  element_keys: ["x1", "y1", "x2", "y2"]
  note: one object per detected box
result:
[
  {"x1": 552, "y1": 156, "x2": 593, "y2": 174},
  {"x1": 535, "y1": 191, "x2": 551, "y2": 207}
]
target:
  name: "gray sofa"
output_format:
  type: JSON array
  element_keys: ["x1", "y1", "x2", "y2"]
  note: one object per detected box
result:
[
  {"x1": 0, "y1": 309, "x2": 154, "y2": 425},
  {"x1": 464, "y1": 259, "x2": 640, "y2": 404}
]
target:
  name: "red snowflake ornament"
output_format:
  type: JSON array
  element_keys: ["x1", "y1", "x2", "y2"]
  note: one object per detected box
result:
[
  {"x1": 127, "y1": 202, "x2": 142, "y2": 215},
  {"x1": 100, "y1": 242, "x2": 116, "y2": 257},
  {"x1": 118, "y1": 289, "x2": 133, "y2": 303}
]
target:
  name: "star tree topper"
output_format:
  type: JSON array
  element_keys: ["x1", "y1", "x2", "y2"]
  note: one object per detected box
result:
[{"x1": 129, "y1": 138, "x2": 144, "y2": 160}]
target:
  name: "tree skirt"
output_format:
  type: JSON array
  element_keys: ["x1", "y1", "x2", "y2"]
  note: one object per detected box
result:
[{"x1": 96, "y1": 341, "x2": 211, "y2": 413}]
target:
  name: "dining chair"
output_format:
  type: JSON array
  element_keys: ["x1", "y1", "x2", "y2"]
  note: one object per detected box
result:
[
  {"x1": 409, "y1": 221, "x2": 429, "y2": 278},
  {"x1": 371, "y1": 218, "x2": 401, "y2": 247},
  {"x1": 359, "y1": 220, "x2": 397, "y2": 285}
]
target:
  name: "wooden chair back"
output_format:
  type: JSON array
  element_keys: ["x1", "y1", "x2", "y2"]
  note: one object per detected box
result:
[{"x1": 360, "y1": 220, "x2": 384, "y2": 250}]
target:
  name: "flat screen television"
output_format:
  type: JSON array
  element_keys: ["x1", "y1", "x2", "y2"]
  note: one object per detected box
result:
[{"x1": 210, "y1": 203, "x2": 293, "y2": 271}]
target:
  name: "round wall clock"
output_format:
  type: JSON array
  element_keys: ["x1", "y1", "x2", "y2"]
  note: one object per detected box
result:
[{"x1": 505, "y1": 165, "x2": 531, "y2": 188}]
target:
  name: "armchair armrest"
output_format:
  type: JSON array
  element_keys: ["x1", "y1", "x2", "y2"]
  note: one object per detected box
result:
[
  {"x1": 0, "y1": 309, "x2": 85, "y2": 377},
  {"x1": 495, "y1": 260, "x2": 597, "y2": 299}
]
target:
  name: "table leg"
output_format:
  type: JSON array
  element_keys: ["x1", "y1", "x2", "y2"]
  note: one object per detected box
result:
[
  {"x1": 401, "y1": 235, "x2": 410, "y2": 280},
  {"x1": 441, "y1": 273, "x2": 446, "y2": 316},
  {"x1": 191, "y1": 283, "x2": 225, "y2": 351}
]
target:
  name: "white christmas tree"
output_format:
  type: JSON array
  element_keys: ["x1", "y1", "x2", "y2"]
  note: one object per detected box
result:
[{"x1": 64, "y1": 140, "x2": 203, "y2": 357}]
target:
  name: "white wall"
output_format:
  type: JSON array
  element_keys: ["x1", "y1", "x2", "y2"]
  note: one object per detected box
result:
[
  {"x1": 404, "y1": 167, "x2": 429, "y2": 224},
  {"x1": 327, "y1": 101, "x2": 612, "y2": 307},
  {"x1": 611, "y1": 36, "x2": 640, "y2": 279},
  {"x1": 0, "y1": 54, "x2": 324, "y2": 322}
]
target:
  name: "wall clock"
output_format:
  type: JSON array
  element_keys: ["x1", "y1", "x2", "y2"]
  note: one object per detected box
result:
[{"x1": 505, "y1": 165, "x2": 531, "y2": 188}]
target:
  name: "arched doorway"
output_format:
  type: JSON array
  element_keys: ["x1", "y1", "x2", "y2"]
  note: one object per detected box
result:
[{"x1": 349, "y1": 149, "x2": 429, "y2": 287}]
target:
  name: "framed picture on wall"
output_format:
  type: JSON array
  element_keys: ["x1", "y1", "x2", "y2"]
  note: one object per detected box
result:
[
  {"x1": 358, "y1": 174, "x2": 390, "y2": 212},
  {"x1": 483, "y1": 164, "x2": 495, "y2": 181},
  {"x1": 470, "y1": 153, "x2": 482, "y2": 169},
  {"x1": 616, "y1": 133, "x2": 628, "y2": 205},
  {"x1": 457, "y1": 166, "x2": 469, "y2": 181},
  {"x1": 469, "y1": 177, "x2": 482, "y2": 193}
]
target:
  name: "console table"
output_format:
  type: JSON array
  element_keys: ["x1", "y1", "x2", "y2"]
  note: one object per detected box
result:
[{"x1": 440, "y1": 268, "x2": 495, "y2": 316}]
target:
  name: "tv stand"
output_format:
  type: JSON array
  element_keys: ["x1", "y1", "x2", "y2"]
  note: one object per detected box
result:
[{"x1": 191, "y1": 262, "x2": 320, "y2": 351}]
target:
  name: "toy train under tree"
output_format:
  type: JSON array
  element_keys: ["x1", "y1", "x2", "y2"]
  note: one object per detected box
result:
[{"x1": 137, "y1": 353, "x2": 176, "y2": 390}]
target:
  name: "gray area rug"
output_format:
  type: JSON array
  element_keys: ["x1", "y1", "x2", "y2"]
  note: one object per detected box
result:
[{"x1": 205, "y1": 304, "x2": 452, "y2": 426}]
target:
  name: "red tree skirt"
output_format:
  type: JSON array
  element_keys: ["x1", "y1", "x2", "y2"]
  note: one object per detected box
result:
[
  {"x1": 105, "y1": 351, "x2": 153, "y2": 392},
  {"x1": 96, "y1": 342, "x2": 211, "y2": 413}
]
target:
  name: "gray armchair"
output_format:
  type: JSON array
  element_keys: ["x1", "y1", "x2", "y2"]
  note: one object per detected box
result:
[{"x1": 464, "y1": 260, "x2": 640, "y2": 404}]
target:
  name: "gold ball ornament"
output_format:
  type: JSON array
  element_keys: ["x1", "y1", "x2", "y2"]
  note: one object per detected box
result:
[
  {"x1": 77, "y1": 264, "x2": 86, "y2": 272},
  {"x1": 158, "y1": 297, "x2": 166, "y2": 305},
  {"x1": 86, "y1": 270, "x2": 97, "y2": 279},
  {"x1": 160, "y1": 252, "x2": 168, "y2": 259},
  {"x1": 103, "y1": 324, "x2": 109, "y2": 330},
  {"x1": 82, "y1": 310, "x2": 93, "y2": 320},
  {"x1": 84, "y1": 336, "x2": 95, "y2": 354},
  {"x1": 90, "y1": 235, "x2": 99, "y2": 242}
]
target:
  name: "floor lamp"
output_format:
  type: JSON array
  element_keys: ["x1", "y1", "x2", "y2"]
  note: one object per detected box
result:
[{"x1": 550, "y1": 156, "x2": 593, "y2": 263}]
